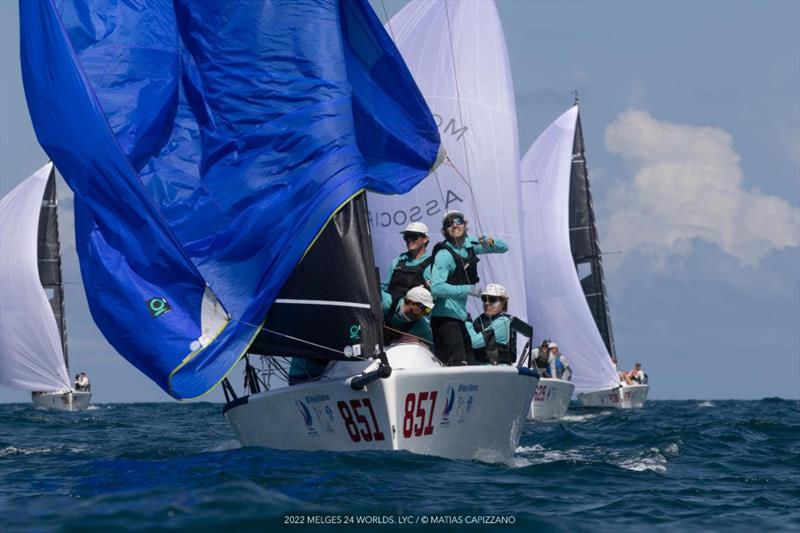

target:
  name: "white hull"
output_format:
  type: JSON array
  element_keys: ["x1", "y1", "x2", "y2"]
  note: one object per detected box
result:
[
  {"x1": 225, "y1": 343, "x2": 538, "y2": 462},
  {"x1": 31, "y1": 390, "x2": 91, "y2": 411},
  {"x1": 527, "y1": 378, "x2": 575, "y2": 420},
  {"x1": 577, "y1": 384, "x2": 649, "y2": 409}
]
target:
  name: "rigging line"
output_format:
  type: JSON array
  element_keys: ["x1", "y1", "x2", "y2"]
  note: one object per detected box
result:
[
  {"x1": 441, "y1": 0, "x2": 489, "y2": 243},
  {"x1": 442, "y1": 155, "x2": 498, "y2": 285},
  {"x1": 379, "y1": 0, "x2": 396, "y2": 42},
  {"x1": 431, "y1": 167, "x2": 448, "y2": 207},
  {"x1": 383, "y1": 325, "x2": 434, "y2": 347},
  {"x1": 258, "y1": 327, "x2": 369, "y2": 359}
]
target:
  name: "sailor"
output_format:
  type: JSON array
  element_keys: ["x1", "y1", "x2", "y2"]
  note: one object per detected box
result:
[
  {"x1": 74, "y1": 374, "x2": 81, "y2": 390},
  {"x1": 629, "y1": 362, "x2": 647, "y2": 384},
  {"x1": 384, "y1": 222, "x2": 432, "y2": 301},
  {"x1": 428, "y1": 210, "x2": 508, "y2": 365},
  {"x1": 466, "y1": 284, "x2": 527, "y2": 365},
  {"x1": 547, "y1": 342, "x2": 572, "y2": 381},
  {"x1": 532, "y1": 340, "x2": 551, "y2": 376},
  {"x1": 381, "y1": 285, "x2": 434, "y2": 345},
  {"x1": 77, "y1": 372, "x2": 90, "y2": 392}
]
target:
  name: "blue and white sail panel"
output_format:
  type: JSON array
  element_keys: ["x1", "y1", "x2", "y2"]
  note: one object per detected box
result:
[
  {"x1": 520, "y1": 106, "x2": 620, "y2": 393},
  {"x1": 21, "y1": 0, "x2": 439, "y2": 399},
  {"x1": 367, "y1": 0, "x2": 527, "y2": 321},
  {"x1": 0, "y1": 164, "x2": 72, "y2": 393}
]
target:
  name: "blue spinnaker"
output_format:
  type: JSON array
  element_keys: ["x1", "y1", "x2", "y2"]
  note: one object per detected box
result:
[{"x1": 21, "y1": 0, "x2": 440, "y2": 399}]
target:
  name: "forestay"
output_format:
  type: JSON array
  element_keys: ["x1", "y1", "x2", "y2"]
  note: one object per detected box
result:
[
  {"x1": 21, "y1": 0, "x2": 440, "y2": 399},
  {"x1": 520, "y1": 107, "x2": 619, "y2": 393},
  {"x1": 368, "y1": 0, "x2": 526, "y2": 320},
  {"x1": 0, "y1": 163, "x2": 71, "y2": 393}
]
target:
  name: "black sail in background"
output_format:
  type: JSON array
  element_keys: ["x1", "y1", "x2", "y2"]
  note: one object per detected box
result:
[
  {"x1": 568, "y1": 112, "x2": 617, "y2": 362},
  {"x1": 249, "y1": 192, "x2": 384, "y2": 361},
  {"x1": 36, "y1": 168, "x2": 69, "y2": 370}
]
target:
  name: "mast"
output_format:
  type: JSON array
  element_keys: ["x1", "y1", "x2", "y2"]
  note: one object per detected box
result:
[
  {"x1": 37, "y1": 168, "x2": 69, "y2": 371},
  {"x1": 568, "y1": 109, "x2": 617, "y2": 362}
]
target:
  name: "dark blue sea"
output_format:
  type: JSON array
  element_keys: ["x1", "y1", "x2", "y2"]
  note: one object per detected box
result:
[{"x1": 1, "y1": 400, "x2": 798, "y2": 532}]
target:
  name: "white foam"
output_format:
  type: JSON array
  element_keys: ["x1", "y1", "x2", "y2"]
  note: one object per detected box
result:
[
  {"x1": 618, "y1": 448, "x2": 667, "y2": 473},
  {"x1": 208, "y1": 439, "x2": 242, "y2": 452},
  {"x1": 698, "y1": 400, "x2": 715, "y2": 408},
  {"x1": 558, "y1": 410, "x2": 613, "y2": 423},
  {"x1": 662, "y1": 442, "x2": 680, "y2": 456}
]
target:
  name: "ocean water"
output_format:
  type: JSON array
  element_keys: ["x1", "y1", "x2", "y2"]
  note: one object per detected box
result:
[{"x1": 1, "y1": 399, "x2": 798, "y2": 532}]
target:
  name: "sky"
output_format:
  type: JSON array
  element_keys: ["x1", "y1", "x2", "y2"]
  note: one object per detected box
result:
[{"x1": 1, "y1": 0, "x2": 798, "y2": 402}]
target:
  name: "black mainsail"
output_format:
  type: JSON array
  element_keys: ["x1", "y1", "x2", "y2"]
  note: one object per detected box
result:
[
  {"x1": 568, "y1": 111, "x2": 617, "y2": 362},
  {"x1": 37, "y1": 168, "x2": 69, "y2": 371},
  {"x1": 249, "y1": 192, "x2": 385, "y2": 363}
]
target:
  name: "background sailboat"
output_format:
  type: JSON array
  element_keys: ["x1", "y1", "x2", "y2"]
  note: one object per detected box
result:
[
  {"x1": 521, "y1": 105, "x2": 649, "y2": 409},
  {"x1": 0, "y1": 163, "x2": 91, "y2": 411}
]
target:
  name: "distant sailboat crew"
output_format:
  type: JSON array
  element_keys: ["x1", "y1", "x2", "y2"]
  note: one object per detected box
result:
[
  {"x1": 0, "y1": 163, "x2": 91, "y2": 411},
  {"x1": 520, "y1": 104, "x2": 649, "y2": 410}
]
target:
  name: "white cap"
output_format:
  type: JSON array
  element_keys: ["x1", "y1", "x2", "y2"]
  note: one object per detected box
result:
[
  {"x1": 401, "y1": 221, "x2": 429, "y2": 236},
  {"x1": 441, "y1": 209, "x2": 465, "y2": 223},
  {"x1": 405, "y1": 285, "x2": 434, "y2": 309},
  {"x1": 548, "y1": 342, "x2": 558, "y2": 349},
  {"x1": 481, "y1": 283, "x2": 508, "y2": 299}
]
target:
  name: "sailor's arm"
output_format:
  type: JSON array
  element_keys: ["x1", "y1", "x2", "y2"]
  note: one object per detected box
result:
[
  {"x1": 465, "y1": 320, "x2": 485, "y2": 349},
  {"x1": 470, "y1": 235, "x2": 508, "y2": 254},
  {"x1": 382, "y1": 256, "x2": 401, "y2": 288}
]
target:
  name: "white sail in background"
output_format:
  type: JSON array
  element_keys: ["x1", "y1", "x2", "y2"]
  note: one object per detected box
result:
[
  {"x1": 520, "y1": 107, "x2": 620, "y2": 393},
  {"x1": 0, "y1": 163, "x2": 71, "y2": 392},
  {"x1": 368, "y1": 0, "x2": 526, "y2": 320}
]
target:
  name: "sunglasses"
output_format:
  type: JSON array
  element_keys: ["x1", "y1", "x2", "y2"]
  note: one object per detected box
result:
[
  {"x1": 444, "y1": 217, "x2": 465, "y2": 228},
  {"x1": 403, "y1": 233, "x2": 426, "y2": 242},
  {"x1": 406, "y1": 300, "x2": 433, "y2": 315},
  {"x1": 481, "y1": 295, "x2": 501, "y2": 304}
]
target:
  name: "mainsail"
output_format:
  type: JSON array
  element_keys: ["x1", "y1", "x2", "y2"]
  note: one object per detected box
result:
[
  {"x1": 520, "y1": 106, "x2": 619, "y2": 393},
  {"x1": 0, "y1": 163, "x2": 72, "y2": 392},
  {"x1": 367, "y1": 0, "x2": 526, "y2": 320},
  {"x1": 569, "y1": 112, "x2": 617, "y2": 361},
  {"x1": 21, "y1": 0, "x2": 440, "y2": 399}
]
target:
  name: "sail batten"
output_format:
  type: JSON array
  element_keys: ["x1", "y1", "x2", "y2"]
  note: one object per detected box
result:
[{"x1": 21, "y1": 0, "x2": 440, "y2": 399}]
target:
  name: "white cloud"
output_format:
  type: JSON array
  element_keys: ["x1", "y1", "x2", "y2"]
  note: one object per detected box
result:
[{"x1": 604, "y1": 109, "x2": 800, "y2": 267}]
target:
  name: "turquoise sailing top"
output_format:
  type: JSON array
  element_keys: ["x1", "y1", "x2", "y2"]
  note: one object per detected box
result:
[
  {"x1": 21, "y1": 0, "x2": 441, "y2": 399},
  {"x1": 428, "y1": 236, "x2": 508, "y2": 320}
]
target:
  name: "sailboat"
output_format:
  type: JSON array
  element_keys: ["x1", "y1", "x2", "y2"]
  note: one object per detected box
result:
[
  {"x1": 521, "y1": 105, "x2": 649, "y2": 410},
  {"x1": 20, "y1": 0, "x2": 537, "y2": 461},
  {"x1": 0, "y1": 163, "x2": 91, "y2": 411}
]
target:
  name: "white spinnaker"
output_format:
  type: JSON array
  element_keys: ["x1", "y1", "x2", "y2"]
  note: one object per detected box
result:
[
  {"x1": 0, "y1": 163, "x2": 71, "y2": 392},
  {"x1": 368, "y1": 0, "x2": 526, "y2": 320},
  {"x1": 520, "y1": 106, "x2": 620, "y2": 393}
]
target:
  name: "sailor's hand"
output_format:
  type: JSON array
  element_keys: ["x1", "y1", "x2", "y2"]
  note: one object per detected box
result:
[
  {"x1": 468, "y1": 285, "x2": 482, "y2": 298},
  {"x1": 478, "y1": 235, "x2": 495, "y2": 248}
]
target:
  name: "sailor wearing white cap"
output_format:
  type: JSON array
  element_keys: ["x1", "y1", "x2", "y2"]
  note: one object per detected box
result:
[
  {"x1": 384, "y1": 221, "x2": 432, "y2": 301},
  {"x1": 380, "y1": 285, "x2": 434, "y2": 345},
  {"x1": 425, "y1": 210, "x2": 508, "y2": 365},
  {"x1": 465, "y1": 284, "x2": 529, "y2": 365}
]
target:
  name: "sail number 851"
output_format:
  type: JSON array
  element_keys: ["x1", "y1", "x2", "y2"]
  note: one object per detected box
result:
[
  {"x1": 337, "y1": 399, "x2": 385, "y2": 442},
  {"x1": 403, "y1": 391, "x2": 438, "y2": 438}
]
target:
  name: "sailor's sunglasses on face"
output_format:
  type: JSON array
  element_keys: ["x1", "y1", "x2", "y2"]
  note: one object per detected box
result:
[
  {"x1": 403, "y1": 233, "x2": 426, "y2": 243},
  {"x1": 481, "y1": 295, "x2": 501, "y2": 304},
  {"x1": 445, "y1": 217, "x2": 465, "y2": 228},
  {"x1": 406, "y1": 299, "x2": 432, "y2": 315}
]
